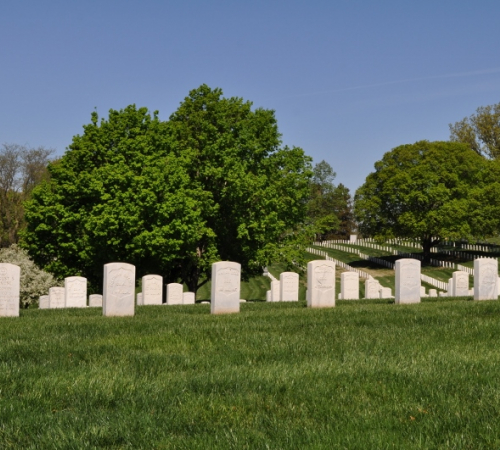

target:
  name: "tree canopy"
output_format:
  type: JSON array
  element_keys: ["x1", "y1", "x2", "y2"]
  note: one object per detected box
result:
[
  {"x1": 449, "y1": 101, "x2": 500, "y2": 159},
  {"x1": 354, "y1": 140, "x2": 500, "y2": 262},
  {"x1": 21, "y1": 85, "x2": 313, "y2": 292}
]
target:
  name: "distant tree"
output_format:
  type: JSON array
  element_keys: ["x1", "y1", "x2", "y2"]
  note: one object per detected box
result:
[
  {"x1": 354, "y1": 141, "x2": 500, "y2": 263},
  {"x1": 330, "y1": 183, "x2": 355, "y2": 239},
  {"x1": 21, "y1": 85, "x2": 313, "y2": 293},
  {"x1": 449, "y1": 101, "x2": 500, "y2": 159},
  {"x1": 0, "y1": 244, "x2": 60, "y2": 308},
  {"x1": 307, "y1": 161, "x2": 355, "y2": 240},
  {"x1": 0, "y1": 144, "x2": 54, "y2": 247}
]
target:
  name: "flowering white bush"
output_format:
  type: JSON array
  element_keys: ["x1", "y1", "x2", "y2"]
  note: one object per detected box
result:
[{"x1": 0, "y1": 244, "x2": 61, "y2": 308}]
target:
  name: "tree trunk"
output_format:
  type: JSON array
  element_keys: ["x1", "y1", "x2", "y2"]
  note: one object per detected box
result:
[{"x1": 421, "y1": 236, "x2": 440, "y2": 265}]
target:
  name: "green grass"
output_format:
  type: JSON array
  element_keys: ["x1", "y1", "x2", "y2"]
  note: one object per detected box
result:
[{"x1": 2, "y1": 300, "x2": 500, "y2": 448}]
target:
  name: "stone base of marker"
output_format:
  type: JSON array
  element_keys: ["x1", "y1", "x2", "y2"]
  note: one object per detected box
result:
[
  {"x1": 103, "y1": 262, "x2": 136, "y2": 316},
  {"x1": 211, "y1": 261, "x2": 241, "y2": 314}
]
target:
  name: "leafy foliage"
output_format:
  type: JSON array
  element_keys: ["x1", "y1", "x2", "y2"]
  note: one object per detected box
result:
[
  {"x1": 21, "y1": 86, "x2": 313, "y2": 292},
  {"x1": 449, "y1": 101, "x2": 500, "y2": 159},
  {"x1": 0, "y1": 244, "x2": 60, "y2": 308},
  {"x1": 354, "y1": 140, "x2": 500, "y2": 261}
]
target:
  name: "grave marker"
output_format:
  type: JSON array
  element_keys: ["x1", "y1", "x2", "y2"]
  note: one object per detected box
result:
[
  {"x1": 0, "y1": 263, "x2": 20, "y2": 317},
  {"x1": 395, "y1": 258, "x2": 420, "y2": 304},
  {"x1": 280, "y1": 272, "x2": 299, "y2": 302},
  {"x1": 39, "y1": 295, "x2": 49, "y2": 309},
  {"x1": 183, "y1": 292, "x2": 195, "y2": 305},
  {"x1": 307, "y1": 260, "x2": 335, "y2": 308},
  {"x1": 166, "y1": 283, "x2": 183, "y2": 305},
  {"x1": 211, "y1": 261, "x2": 241, "y2": 314},
  {"x1": 142, "y1": 275, "x2": 163, "y2": 305},
  {"x1": 49, "y1": 287, "x2": 65, "y2": 309},
  {"x1": 340, "y1": 272, "x2": 359, "y2": 300},
  {"x1": 103, "y1": 263, "x2": 135, "y2": 316},
  {"x1": 65, "y1": 276, "x2": 87, "y2": 308},
  {"x1": 474, "y1": 258, "x2": 498, "y2": 300},
  {"x1": 88, "y1": 294, "x2": 102, "y2": 307},
  {"x1": 453, "y1": 271, "x2": 469, "y2": 297}
]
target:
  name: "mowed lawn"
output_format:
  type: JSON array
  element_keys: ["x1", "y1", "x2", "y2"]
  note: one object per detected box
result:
[{"x1": 1, "y1": 299, "x2": 500, "y2": 448}]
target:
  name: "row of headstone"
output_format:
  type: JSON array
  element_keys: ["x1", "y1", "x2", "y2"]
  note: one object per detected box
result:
[
  {"x1": 136, "y1": 282, "x2": 196, "y2": 306},
  {"x1": 265, "y1": 272, "x2": 300, "y2": 303},
  {"x1": 3, "y1": 257, "x2": 500, "y2": 318}
]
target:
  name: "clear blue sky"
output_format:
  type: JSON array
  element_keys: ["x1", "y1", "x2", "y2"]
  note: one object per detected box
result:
[{"x1": 2, "y1": 0, "x2": 500, "y2": 194}]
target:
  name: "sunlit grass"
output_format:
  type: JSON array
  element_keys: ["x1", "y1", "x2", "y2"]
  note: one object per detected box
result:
[{"x1": 1, "y1": 299, "x2": 500, "y2": 448}]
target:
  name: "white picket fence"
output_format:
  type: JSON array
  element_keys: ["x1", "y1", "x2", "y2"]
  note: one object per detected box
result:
[
  {"x1": 306, "y1": 247, "x2": 371, "y2": 279},
  {"x1": 420, "y1": 274, "x2": 447, "y2": 290},
  {"x1": 309, "y1": 246, "x2": 447, "y2": 292}
]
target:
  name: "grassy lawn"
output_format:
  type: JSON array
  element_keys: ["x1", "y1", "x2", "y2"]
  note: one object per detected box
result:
[{"x1": 1, "y1": 300, "x2": 500, "y2": 448}]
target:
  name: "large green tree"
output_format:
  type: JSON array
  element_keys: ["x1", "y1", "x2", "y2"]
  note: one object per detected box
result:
[
  {"x1": 449, "y1": 101, "x2": 500, "y2": 159},
  {"x1": 354, "y1": 140, "x2": 500, "y2": 262},
  {"x1": 21, "y1": 85, "x2": 312, "y2": 293}
]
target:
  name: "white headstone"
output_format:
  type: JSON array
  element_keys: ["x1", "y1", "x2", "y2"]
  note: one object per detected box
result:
[
  {"x1": 271, "y1": 280, "x2": 280, "y2": 302},
  {"x1": 453, "y1": 271, "x2": 469, "y2": 297},
  {"x1": 166, "y1": 283, "x2": 183, "y2": 305},
  {"x1": 136, "y1": 292, "x2": 143, "y2": 305},
  {"x1": 349, "y1": 234, "x2": 357, "y2": 243},
  {"x1": 142, "y1": 274, "x2": 163, "y2": 305},
  {"x1": 365, "y1": 278, "x2": 381, "y2": 299},
  {"x1": 49, "y1": 287, "x2": 65, "y2": 308},
  {"x1": 420, "y1": 286, "x2": 427, "y2": 297},
  {"x1": 65, "y1": 276, "x2": 87, "y2": 308},
  {"x1": 474, "y1": 258, "x2": 498, "y2": 301},
  {"x1": 395, "y1": 259, "x2": 421, "y2": 304},
  {"x1": 88, "y1": 294, "x2": 103, "y2": 307},
  {"x1": 39, "y1": 295, "x2": 49, "y2": 309},
  {"x1": 379, "y1": 287, "x2": 392, "y2": 298},
  {"x1": 183, "y1": 292, "x2": 195, "y2": 305},
  {"x1": 428, "y1": 289, "x2": 437, "y2": 297},
  {"x1": 0, "y1": 263, "x2": 20, "y2": 317},
  {"x1": 211, "y1": 261, "x2": 241, "y2": 314},
  {"x1": 307, "y1": 260, "x2": 335, "y2": 308},
  {"x1": 447, "y1": 278, "x2": 454, "y2": 297},
  {"x1": 103, "y1": 262, "x2": 135, "y2": 316},
  {"x1": 266, "y1": 290, "x2": 271, "y2": 302},
  {"x1": 340, "y1": 272, "x2": 359, "y2": 300},
  {"x1": 280, "y1": 272, "x2": 299, "y2": 302}
]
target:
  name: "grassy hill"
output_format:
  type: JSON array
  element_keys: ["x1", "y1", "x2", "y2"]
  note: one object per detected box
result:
[{"x1": 1, "y1": 299, "x2": 500, "y2": 448}]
